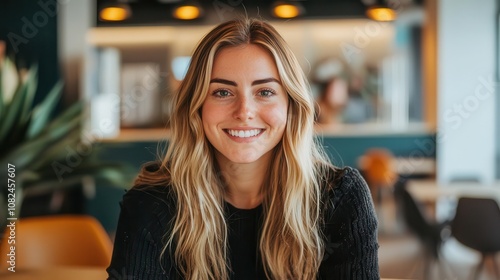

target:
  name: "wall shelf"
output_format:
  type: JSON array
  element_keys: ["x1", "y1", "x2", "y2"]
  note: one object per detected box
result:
[
  {"x1": 95, "y1": 122, "x2": 434, "y2": 143},
  {"x1": 98, "y1": 128, "x2": 171, "y2": 143}
]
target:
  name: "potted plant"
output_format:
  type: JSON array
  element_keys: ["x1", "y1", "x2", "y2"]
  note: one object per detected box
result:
[{"x1": 0, "y1": 53, "x2": 132, "y2": 233}]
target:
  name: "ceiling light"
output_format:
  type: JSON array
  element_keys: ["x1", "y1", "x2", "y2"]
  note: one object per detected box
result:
[
  {"x1": 173, "y1": 1, "x2": 203, "y2": 20},
  {"x1": 365, "y1": 0, "x2": 397, "y2": 22},
  {"x1": 272, "y1": 1, "x2": 304, "y2": 19},
  {"x1": 366, "y1": 6, "x2": 397, "y2": 21},
  {"x1": 99, "y1": 3, "x2": 132, "y2": 21}
]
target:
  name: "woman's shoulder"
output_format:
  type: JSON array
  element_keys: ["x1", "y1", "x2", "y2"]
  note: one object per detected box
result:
[
  {"x1": 318, "y1": 165, "x2": 379, "y2": 276},
  {"x1": 123, "y1": 184, "x2": 175, "y2": 208},
  {"x1": 320, "y1": 165, "x2": 374, "y2": 214},
  {"x1": 321, "y1": 164, "x2": 367, "y2": 192},
  {"x1": 121, "y1": 161, "x2": 176, "y2": 223},
  {"x1": 118, "y1": 185, "x2": 176, "y2": 237},
  {"x1": 128, "y1": 161, "x2": 172, "y2": 194}
]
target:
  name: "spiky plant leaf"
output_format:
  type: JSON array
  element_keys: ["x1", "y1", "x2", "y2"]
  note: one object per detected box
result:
[
  {"x1": 27, "y1": 80, "x2": 64, "y2": 139},
  {"x1": 0, "y1": 64, "x2": 38, "y2": 150},
  {"x1": 20, "y1": 64, "x2": 38, "y2": 123},
  {"x1": 23, "y1": 160, "x2": 133, "y2": 194},
  {"x1": 1, "y1": 115, "x2": 82, "y2": 170},
  {"x1": 0, "y1": 60, "x2": 4, "y2": 116},
  {"x1": 44, "y1": 101, "x2": 83, "y2": 132},
  {"x1": 0, "y1": 58, "x2": 19, "y2": 117},
  {"x1": 0, "y1": 75, "x2": 29, "y2": 144},
  {"x1": 26, "y1": 125, "x2": 82, "y2": 172}
]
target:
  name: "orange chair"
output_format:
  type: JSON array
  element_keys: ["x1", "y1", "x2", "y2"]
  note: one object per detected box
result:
[
  {"x1": 359, "y1": 148, "x2": 397, "y2": 203},
  {"x1": 359, "y1": 148, "x2": 398, "y2": 231},
  {"x1": 0, "y1": 215, "x2": 112, "y2": 269}
]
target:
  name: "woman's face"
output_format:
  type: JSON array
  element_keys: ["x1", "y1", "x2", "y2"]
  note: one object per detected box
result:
[{"x1": 201, "y1": 44, "x2": 288, "y2": 165}]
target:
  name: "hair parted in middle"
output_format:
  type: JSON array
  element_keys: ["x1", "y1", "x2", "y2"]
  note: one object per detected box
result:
[{"x1": 147, "y1": 17, "x2": 331, "y2": 280}]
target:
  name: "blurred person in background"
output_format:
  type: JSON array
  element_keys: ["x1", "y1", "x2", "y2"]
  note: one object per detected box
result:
[
  {"x1": 342, "y1": 74, "x2": 374, "y2": 124},
  {"x1": 315, "y1": 77, "x2": 349, "y2": 125},
  {"x1": 107, "y1": 18, "x2": 379, "y2": 280}
]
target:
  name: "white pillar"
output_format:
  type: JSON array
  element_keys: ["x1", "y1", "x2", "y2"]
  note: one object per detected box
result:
[{"x1": 436, "y1": 0, "x2": 497, "y2": 184}]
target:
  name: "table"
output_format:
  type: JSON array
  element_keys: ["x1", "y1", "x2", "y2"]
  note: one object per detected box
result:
[
  {"x1": 407, "y1": 180, "x2": 500, "y2": 219},
  {"x1": 407, "y1": 180, "x2": 500, "y2": 203},
  {"x1": 0, "y1": 266, "x2": 108, "y2": 280}
]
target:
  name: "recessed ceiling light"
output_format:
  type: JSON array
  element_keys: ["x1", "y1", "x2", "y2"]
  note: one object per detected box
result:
[
  {"x1": 272, "y1": 1, "x2": 304, "y2": 19},
  {"x1": 173, "y1": 2, "x2": 203, "y2": 20},
  {"x1": 99, "y1": 3, "x2": 132, "y2": 21}
]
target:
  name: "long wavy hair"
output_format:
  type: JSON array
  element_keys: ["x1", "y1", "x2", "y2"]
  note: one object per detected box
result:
[{"x1": 135, "y1": 18, "x2": 331, "y2": 279}]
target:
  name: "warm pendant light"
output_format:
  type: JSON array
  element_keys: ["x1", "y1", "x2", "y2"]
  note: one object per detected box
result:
[
  {"x1": 365, "y1": 1, "x2": 397, "y2": 22},
  {"x1": 366, "y1": 6, "x2": 397, "y2": 21},
  {"x1": 99, "y1": 2, "x2": 132, "y2": 22},
  {"x1": 173, "y1": 1, "x2": 203, "y2": 20},
  {"x1": 272, "y1": 1, "x2": 304, "y2": 19}
]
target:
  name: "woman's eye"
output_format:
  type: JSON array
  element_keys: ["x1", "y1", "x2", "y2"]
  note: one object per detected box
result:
[
  {"x1": 213, "y1": 89, "x2": 231, "y2": 98},
  {"x1": 259, "y1": 89, "x2": 275, "y2": 97}
]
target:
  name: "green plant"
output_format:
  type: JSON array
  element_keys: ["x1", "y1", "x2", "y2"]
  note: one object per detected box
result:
[{"x1": 0, "y1": 58, "x2": 132, "y2": 229}]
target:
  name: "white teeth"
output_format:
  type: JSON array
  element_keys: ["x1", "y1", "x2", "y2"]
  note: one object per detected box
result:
[{"x1": 227, "y1": 129, "x2": 262, "y2": 138}]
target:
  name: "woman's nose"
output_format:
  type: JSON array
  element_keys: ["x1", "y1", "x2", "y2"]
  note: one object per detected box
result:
[{"x1": 233, "y1": 96, "x2": 255, "y2": 120}]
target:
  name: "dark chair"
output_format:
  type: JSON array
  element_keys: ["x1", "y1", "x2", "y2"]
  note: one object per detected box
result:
[
  {"x1": 393, "y1": 179, "x2": 451, "y2": 279},
  {"x1": 451, "y1": 197, "x2": 500, "y2": 279}
]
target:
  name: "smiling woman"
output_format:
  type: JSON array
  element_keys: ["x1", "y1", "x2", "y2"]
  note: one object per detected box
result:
[
  {"x1": 107, "y1": 17, "x2": 379, "y2": 280},
  {"x1": 203, "y1": 44, "x2": 288, "y2": 167}
]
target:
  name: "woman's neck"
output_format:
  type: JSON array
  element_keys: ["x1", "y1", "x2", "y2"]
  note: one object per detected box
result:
[{"x1": 216, "y1": 151, "x2": 272, "y2": 209}]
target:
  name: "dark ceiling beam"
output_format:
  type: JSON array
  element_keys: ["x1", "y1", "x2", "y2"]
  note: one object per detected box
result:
[{"x1": 95, "y1": 0, "x2": 371, "y2": 26}]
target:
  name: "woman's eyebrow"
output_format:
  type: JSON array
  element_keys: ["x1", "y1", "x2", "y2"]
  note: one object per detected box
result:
[
  {"x1": 209, "y1": 77, "x2": 281, "y2": 86},
  {"x1": 210, "y1": 78, "x2": 237, "y2": 86},
  {"x1": 251, "y1": 78, "x2": 281, "y2": 86}
]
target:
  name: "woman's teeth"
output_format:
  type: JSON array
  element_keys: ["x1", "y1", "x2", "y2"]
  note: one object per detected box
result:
[{"x1": 227, "y1": 129, "x2": 262, "y2": 138}]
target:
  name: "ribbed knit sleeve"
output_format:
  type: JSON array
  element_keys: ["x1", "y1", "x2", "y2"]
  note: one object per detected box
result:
[
  {"x1": 107, "y1": 187, "x2": 179, "y2": 280},
  {"x1": 318, "y1": 167, "x2": 380, "y2": 279}
]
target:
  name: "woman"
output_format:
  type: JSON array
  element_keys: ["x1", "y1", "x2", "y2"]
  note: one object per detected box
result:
[
  {"x1": 107, "y1": 18, "x2": 379, "y2": 280},
  {"x1": 315, "y1": 77, "x2": 349, "y2": 125}
]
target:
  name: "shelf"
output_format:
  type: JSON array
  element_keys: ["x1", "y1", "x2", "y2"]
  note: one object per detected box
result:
[
  {"x1": 314, "y1": 122, "x2": 435, "y2": 137},
  {"x1": 95, "y1": 123, "x2": 435, "y2": 143},
  {"x1": 98, "y1": 128, "x2": 171, "y2": 143},
  {"x1": 86, "y1": 25, "x2": 213, "y2": 47}
]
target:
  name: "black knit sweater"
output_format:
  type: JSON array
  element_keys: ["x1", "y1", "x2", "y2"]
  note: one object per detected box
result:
[{"x1": 107, "y1": 166, "x2": 380, "y2": 279}]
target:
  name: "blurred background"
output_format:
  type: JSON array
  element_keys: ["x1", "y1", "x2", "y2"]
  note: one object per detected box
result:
[{"x1": 0, "y1": 0, "x2": 499, "y2": 279}]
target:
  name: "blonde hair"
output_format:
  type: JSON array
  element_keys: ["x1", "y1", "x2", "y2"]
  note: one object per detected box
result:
[{"x1": 136, "y1": 18, "x2": 331, "y2": 279}]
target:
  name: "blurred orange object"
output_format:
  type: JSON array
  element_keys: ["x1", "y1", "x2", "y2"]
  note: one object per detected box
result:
[
  {"x1": 359, "y1": 148, "x2": 398, "y2": 208},
  {"x1": 0, "y1": 215, "x2": 112, "y2": 269},
  {"x1": 359, "y1": 149, "x2": 398, "y2": 232}
]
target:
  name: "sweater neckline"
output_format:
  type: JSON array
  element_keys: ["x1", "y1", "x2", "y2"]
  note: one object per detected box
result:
[{"x1": 224, "y1": 201, "x2": 263, "y2": 214}]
